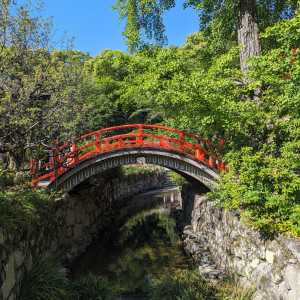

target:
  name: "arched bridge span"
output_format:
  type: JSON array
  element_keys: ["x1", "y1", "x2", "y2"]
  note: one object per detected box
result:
[{"x1": 30, "y1": 125, "x2": 225, "y2": 191}]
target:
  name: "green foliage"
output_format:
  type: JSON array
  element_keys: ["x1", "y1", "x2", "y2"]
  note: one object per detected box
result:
[
  {"x1": 0, "y1": 186, "x2": 55, "y2": 233},
  {"x1": 122, "y1": 164, "x2": 161, "y2": 176},
  {"x1": 68, "y1": 273, "x2": 120, "y2": 300},
  {"x1": 18, "y1": 255, "x2": 119, "y2": 300},
  {"x1": 112, "y1": 0, "x2": 175, "y2": 52},
  {"x1": 0, "y1": 0, "x2": 90, "y2": 168},
  {"x1": 215, "y1": 145, "x2": 300, "y2": 237},
  {"x1": 112, "y1": 0, "x2": 297, "y2": 53},
  {"x1": 211, "y1": 15, "x2": 300, "y2": 237},
  {"x1": 18, "y1": 255, "x2": 68, "y2": 300},
  {"x1": 169, "y1": 172, "x2": 190, "y2": 189},
  {"x1": 0, "y1": 167, "x2": 14, "y2": 188}
]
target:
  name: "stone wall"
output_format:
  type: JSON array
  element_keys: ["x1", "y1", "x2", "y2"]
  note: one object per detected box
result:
[
  {"x1": 179, "y1": 187, "x2": 300, "y2": 300},
  {"x1": 0, "y1": 171, "x2": 164, "y2": 300}
]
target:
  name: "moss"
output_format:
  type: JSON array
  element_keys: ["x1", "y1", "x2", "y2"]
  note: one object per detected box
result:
[
  {"x1": 234, "y1": 241, "x2": 240, "y2": 248},
  {"x1": 243, "y1": 237, "x2": 249, "y2": 244},
  {"x1": 226, "y1": 248, "x2": 233, "y2": 256},
  {"x1": 260, "y1": 276, "x2": 266, "y2": 285}
]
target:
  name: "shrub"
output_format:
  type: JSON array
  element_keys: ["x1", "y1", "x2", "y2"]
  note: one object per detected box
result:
[
  {"x1": 18, "y1": 255, "x2": 68, "y2": 300},
  {"x1": 0, "y1": 187, "x2": 55, "y2": 233},
  {"x1": 214, "y1": 145, "x2": 300, "y2": 237},
  {"x1": 68, "y1": 273, "x2": 120, "y2": 300}
]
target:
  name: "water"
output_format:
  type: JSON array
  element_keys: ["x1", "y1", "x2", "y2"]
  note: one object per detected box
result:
[{"x1": 71, "y1": 187, "x2": 192, "y2": 298}]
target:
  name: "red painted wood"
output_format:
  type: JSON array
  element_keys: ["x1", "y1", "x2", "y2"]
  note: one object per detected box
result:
[{"x1": 31, "y1": 124, "x2": 226, "y2": 187}]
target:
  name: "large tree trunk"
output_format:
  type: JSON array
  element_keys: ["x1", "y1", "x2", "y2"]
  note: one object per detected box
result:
[{"x1": 235, "y1": 0, "x2": 261, "y2": 72}]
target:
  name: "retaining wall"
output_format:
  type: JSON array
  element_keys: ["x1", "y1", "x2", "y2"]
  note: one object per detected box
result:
[{"x1": 180, "y1": 187, "x2": 300, "y2": 300}]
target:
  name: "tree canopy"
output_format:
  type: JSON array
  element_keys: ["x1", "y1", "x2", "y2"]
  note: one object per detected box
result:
[
  {"x1": 0, "y1": 0, "x2": 299, "y2": 236},
  {"x1": 0, "y1": 0, "x2": 89, "y2": 168},
  {"x1": 113, "y1": 0, "x2": 298, "y2": 71}
]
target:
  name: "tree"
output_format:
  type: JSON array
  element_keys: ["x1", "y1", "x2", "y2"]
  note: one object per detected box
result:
[
  {"x1": 112, "y1": 0, "x2": 298, "y2": 71},
  {"x1": 0, "y1": 0, "x2": 86, "y2": 169}
]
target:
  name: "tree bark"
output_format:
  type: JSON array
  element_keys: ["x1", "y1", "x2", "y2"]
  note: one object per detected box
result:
[{"x1": 235, "y1": 0, "x2": 261, "y2": 72}]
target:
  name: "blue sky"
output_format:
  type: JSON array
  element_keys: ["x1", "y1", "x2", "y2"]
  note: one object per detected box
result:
[{"x1": 43, "y1": 0, "x2": 200, "y2": 57}]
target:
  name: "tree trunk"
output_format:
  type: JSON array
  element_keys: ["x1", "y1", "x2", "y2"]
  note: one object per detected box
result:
[{"x1": 235, "y1": 0, "x2": 261, "y2": 72}]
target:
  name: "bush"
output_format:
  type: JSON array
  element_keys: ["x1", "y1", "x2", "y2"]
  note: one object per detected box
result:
[
  {"x1": 214, "y1": 145, "x2": 300, "y2": 237},
  {"x1": 0, "y1": 187, "x2": 55, "y2": 233},
  {"x1": 18, "y1": 255, "x2": 68, "y2": 300},
  {"x1": 68, "y1": 273, "x2": 120, "y2": 300}
]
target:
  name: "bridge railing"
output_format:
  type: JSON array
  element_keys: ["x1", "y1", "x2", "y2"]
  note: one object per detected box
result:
[{"x1": 30, "y1": 124, "x2": 225, "y2": 187}]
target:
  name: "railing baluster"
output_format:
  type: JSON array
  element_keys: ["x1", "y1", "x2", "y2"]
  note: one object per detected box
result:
[
  {"x1": 209, "y1": 156, "x2": 214, "y2": 168},
  {"x1": 165, "y1": 139, "x2": 169, "y2": 148},
  {"x1": 138, "y1": 125, "x2": 143, "y2": 146},
  {"x1": 118, "y1": 137, "x2": 122, "y2": 148},
  {"x1": 96, "y1": 132, "x2": 101, "y2": 153},
  {"x1": 195, "y1": 145, "x2": 200, "y2": 160},
  {"x1": 179, "y1": 133, "x2": 184, "y2": 152},
  {"x1": 30, "y1": 160, "x2": 38, "y2": 187},
  {"x1": 71, "y1": 143, "x2": 79, "y2": 165},
  {"x1": 160, "y1": 137, "x2": 164, "y2": 148}
]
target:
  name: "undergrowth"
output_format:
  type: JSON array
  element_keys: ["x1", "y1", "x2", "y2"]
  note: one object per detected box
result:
[
  {"x1": 148, "y1": 270, "x2": 255, "y2": 300},
  {"x1": 18, "y1": 256, "x2": 68, "y2": 300},
  {"x1": 68, "y1": 273, "x2": 120, "y2": 300},
  {"x1": 18, "y1": 255, "x2": 255, "y2": 300},
  {"x1": 0, "y1": 167, "x2": 57, "y2": 233}
]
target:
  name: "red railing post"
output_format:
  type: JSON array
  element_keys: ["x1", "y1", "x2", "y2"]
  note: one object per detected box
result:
[
  {"x1": 165, "y1": 139, "x2": 169, "y2": 148},
  {"x1": 30, "y1": 160, "x2": 35, "y2": 175},
  {"x1": 138, "y1": 125, "x2": 143, "y2": 146},
  {"x1": 118, "y1": 137, "x2": 122, "y2": 148},
  {"x1": 30, "y1": 160, "x2": 38, "y2": 187},
  {"x1": 96, "y1": 132, "x2": 101, "y2": 153},
  {"x1": 179, "y1": 133, "x2": 184, "y2": 152},
  {"x1": 195, "y1": 145, "x2": 201, "y2": 160},
  {"x1": 49, "y1": 148, "x2": 55, "y2": 182},
  {"x1": 160, "y1": 137, "x2": 164, "y2": 148},
  {"x1": 209, "y1": 156, "x2": 214, "y2": 168},
  {"x1": 220, "y1": 138, "x2": 226, "y2": 170},
  {"x1": 220, "y1": 138, "x2": 225, "y2": 153},
  {"x1": 52, "y1": 141, "x2": 59, "y2": 184},
  {"x1": 71, "y1": 143, "x2": 79, "y2": 165}
]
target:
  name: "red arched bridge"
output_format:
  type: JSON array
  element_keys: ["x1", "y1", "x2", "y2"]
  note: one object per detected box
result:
[{"x1": 30, "y1": 124, "x2": 225, "y2": 191}]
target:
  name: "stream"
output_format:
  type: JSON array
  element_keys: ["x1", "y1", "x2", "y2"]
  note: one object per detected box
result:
[{"x1": 71, "y1": 187, "x2": 193, "y2": 298}]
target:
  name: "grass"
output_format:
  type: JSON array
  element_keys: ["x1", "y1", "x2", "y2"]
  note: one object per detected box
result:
[
  {"x1": 18, "y1": 255, "x2": 68, "y2": 300},
  {"x1": 68, "y1": 273, "x2": 120, "y2": 300},
  {"x1": 18, "y1": 256, "x2": 120, "y2": 300},
  {"x1": 148, "y1": 270, "x2": 255, "y2": 300}
]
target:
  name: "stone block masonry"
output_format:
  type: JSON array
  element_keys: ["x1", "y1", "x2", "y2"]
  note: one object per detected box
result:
[
  {"x1": 0, "y1": 171, "x2": 164, "y2": 300},
  {"x1": 180, "y1": 187, "x2": 300, "y2": 300}
]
